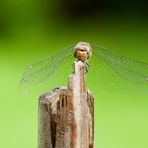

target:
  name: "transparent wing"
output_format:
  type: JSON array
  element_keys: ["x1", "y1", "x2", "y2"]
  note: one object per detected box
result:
[
  {"x1": 20, "y1": 45, "x2": 75, "y2": 94},
  {"x1": 92, "y1": 45, "x2": 148, "y2": 87}
]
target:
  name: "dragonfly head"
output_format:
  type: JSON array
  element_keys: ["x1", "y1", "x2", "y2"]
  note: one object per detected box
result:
[{"x1": 74, "y1": 42, "x2": 92, "y2": 62}]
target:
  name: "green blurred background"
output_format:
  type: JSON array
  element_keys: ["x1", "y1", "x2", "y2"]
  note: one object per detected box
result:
[{"x1": 0, "y1": 0, "x2": 148, "y2": 147}]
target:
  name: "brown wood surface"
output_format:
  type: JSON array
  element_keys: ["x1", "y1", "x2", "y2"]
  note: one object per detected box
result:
[{"x1": 38, "y1": 61, "x2": 94, "y2": 148}]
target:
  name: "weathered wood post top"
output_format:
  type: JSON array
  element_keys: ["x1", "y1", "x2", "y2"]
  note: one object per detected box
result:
[{"x1": 38, "y1": 61, "x2": 94, "y2": 148}]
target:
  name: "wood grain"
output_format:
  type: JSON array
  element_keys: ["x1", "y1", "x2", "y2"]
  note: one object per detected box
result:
[{"x1": 38, "y1": 61, "x2": 94, "y2": 148}]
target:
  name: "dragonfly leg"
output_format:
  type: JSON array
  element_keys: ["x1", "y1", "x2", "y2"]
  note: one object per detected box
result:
[
  {"x1": 86, "y1": 61, "x2": 90, "y2": 67},
  {"x1": 72, "y1": 60, "x2": 89, "y2": 74},
  {"x1": 72, "y1": 63, "x2": 75, "y2": 74},
  {"x1": 84, "y1": 62, "x2": 90, "y2": 73}
]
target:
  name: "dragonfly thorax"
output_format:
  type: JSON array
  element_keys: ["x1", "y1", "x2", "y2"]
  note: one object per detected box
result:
[{"x1": 74, "y1": 42, "x2": 91, "y2": 62}]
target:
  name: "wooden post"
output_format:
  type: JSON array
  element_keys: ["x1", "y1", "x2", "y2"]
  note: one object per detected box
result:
[{"x1": 38, "y1": 61, "x2": 94, "y2": 148}]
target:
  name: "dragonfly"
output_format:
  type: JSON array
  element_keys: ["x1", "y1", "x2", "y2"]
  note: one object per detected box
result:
[{"x1": 20, "y1": 42, "x2": 148, "y2": 94}]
